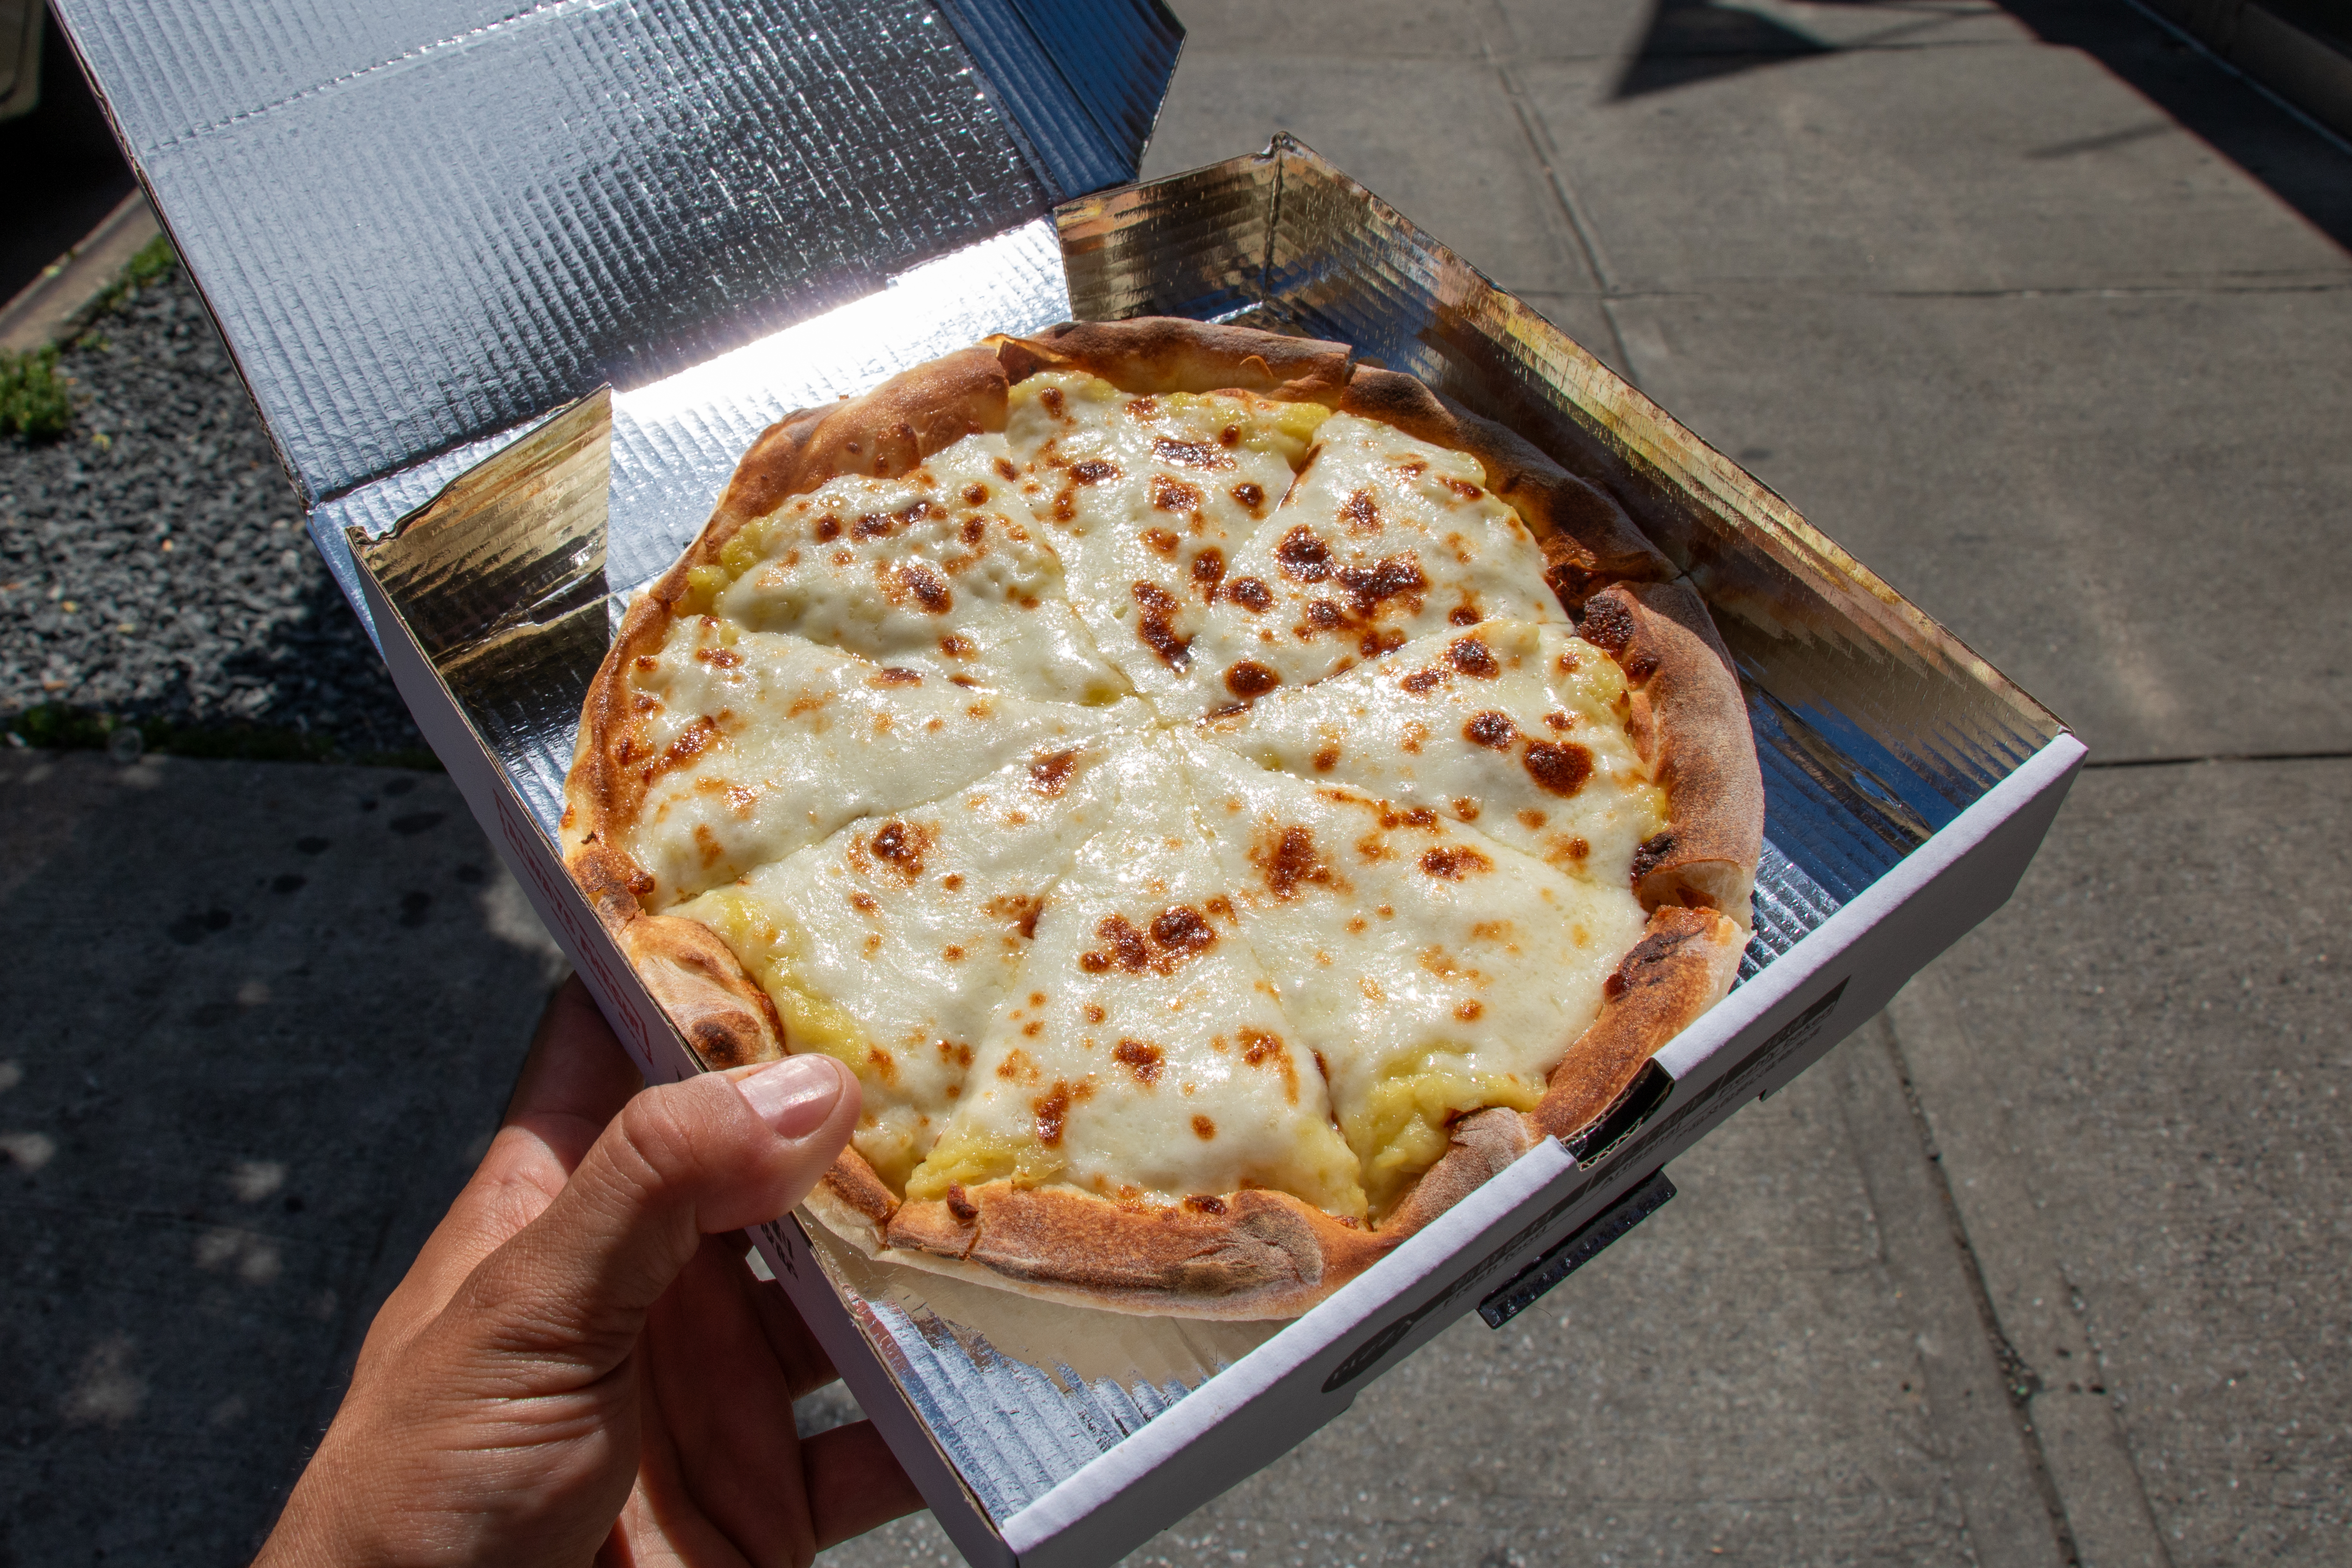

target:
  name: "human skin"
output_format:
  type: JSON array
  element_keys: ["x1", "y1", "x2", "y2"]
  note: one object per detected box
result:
[{"x1": 253, "y1": 978, "x2": 924, "y2": 1567}]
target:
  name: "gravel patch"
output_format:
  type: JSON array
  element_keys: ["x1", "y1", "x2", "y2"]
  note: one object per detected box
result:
[{"x1": 0, "y1": 264, "x2": 426, "y2": 761}]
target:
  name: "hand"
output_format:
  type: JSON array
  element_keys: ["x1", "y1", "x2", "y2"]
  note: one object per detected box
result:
[{"x1": 255, "y1": 977, "x2": 923, "y2": 1567}]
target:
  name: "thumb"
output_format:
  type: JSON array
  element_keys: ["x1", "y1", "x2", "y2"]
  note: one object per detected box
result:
[{"x1": 449, "y1": 1051, "x2": 859, "y2": 1379}]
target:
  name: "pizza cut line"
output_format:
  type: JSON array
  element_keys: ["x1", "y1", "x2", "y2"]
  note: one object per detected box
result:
[{"x1": 562, "y1": 318, "x2": 1764, "y2": 1318}]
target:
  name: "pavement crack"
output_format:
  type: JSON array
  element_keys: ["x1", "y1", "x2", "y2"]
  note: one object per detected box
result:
[
  {"x1": 2083, "y1": 748, "x2": 2352, "y2": 770},
  {"x1": 1880, "y1": 1029, "x2": 2087, "y2": 1568}
]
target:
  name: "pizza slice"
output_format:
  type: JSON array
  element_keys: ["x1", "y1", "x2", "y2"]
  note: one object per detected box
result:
[
  {"x1": 671, "y1": 733, "x2": 1126, "y2": 1192},
  {"x1": 1198, "y1": 617, "x2": 1667, "y2": 884}
]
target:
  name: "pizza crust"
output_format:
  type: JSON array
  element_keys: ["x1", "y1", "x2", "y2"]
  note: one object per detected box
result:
[{"x1": 563, "y1": 317, "x2": 1764, "y2": 1317}]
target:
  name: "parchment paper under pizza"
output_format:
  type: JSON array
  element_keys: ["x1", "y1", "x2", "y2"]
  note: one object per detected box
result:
[{"x1": 561, "y1": 318, "x2": 1763, "y2": 1318}]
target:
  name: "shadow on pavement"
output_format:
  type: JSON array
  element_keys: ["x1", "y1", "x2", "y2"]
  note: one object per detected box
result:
[{"x1": 1608, "y1": 0, "x2": 2352, "y2": 252}]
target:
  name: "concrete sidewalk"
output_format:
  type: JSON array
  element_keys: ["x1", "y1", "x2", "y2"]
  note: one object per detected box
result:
[{"x1": 2, "y1": 1, "x2": 2345, "y2": 1564}]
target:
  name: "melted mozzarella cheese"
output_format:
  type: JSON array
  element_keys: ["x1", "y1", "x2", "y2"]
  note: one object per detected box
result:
[
  {"x1": 618, "y1": 615, "x2": 1139, "y2": 904},
  {"x1": 1174, "y1": 412, "x2": 1570, "y2": 715},
  {"x1": 906, "y1": 733, "x2": 1366, "y2": 1216},
  {"x1": 1182, "y1": 739, "x2": 1649, "y2": 1218},
  {"x1": 705, "y1": 432, "x2": 1127, "y2": 704},
  {"x1": 674, "y1": 736, "x2": 1124, "y2": 1191},
  {"x1": 1004, "y1": 373, "x2": 1316, "y2": 717},
  {"x1": 1199, "y1": 620, "x2": 1667, "y2": 881}
]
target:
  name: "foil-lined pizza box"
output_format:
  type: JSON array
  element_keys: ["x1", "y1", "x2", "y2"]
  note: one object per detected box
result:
[{"x1": 57, "y1": 4, "x2": 2081, "y2": 1564}]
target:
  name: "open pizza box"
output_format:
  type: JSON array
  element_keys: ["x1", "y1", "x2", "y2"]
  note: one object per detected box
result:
[{"x1": 57, "y1": 2, "x2": 2082, "y2": 1562}]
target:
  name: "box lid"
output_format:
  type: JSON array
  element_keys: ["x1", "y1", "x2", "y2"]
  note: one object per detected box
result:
[{"x1": 49, "y1": 0, "x2": 1180, "y2": 508}]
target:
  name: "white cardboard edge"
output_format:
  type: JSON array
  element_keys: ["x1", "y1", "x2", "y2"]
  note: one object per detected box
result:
[
  {"x1": 996, "y1": 729, "x2": 2089, "y2": 1567},
  {"x1": 350, "y1": 515, "x2": 2089, "y2": 1568}
]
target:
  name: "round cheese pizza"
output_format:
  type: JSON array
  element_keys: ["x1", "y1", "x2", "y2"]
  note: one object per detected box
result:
[{"x1": 562, "y1": 319, "x2": 1763, "y2": 1318}]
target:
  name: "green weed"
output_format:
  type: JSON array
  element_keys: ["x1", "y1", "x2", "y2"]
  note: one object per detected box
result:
[{"x1": 0, "y1": 347, "x2": 72, "y2": 440}]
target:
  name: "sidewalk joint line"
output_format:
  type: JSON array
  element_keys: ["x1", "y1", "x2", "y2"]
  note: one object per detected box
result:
[
  {"x1": 2084, "y1": 748, "x2": 2352, "y2": 770},
  {"x1": 1877, "y1": 1027, "x2": 2086, "y2": 1567}
]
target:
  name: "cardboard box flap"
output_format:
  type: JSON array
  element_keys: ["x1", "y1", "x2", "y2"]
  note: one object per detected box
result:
[{"x1": 51, "y1": 0, "x2": 1179, "y2": 510}]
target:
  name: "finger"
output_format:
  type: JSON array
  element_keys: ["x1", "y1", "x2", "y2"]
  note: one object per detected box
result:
[
  {"x1": 502, "y1": 976, "x2": 647, "y2": 1163},
  {"x1": 729, "y1": 1232, "x2": 842, "y2": 1401},
  {"x1": 451, "y1": 1051, "x2": 860, "y2": 1383},
  {"x1": 803, "y1": 1420, "x2": 924, "y2": 1552},
  {"x1": 640, "y1": 1236, "x2": 817, "y2": 1567},
  {"x1": 373, "y1": 978, "x2": 647, "y2": 1351}
]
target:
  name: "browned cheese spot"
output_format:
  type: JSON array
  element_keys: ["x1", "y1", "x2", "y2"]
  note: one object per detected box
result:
[
  {"x1": 869, "y1": 667, "x2": 923, "y2": 687},
  {"x1": 1524, "y1": 741, "x2": 1594, "y2": 796},
  {"x1": 1184, "y1": 1192, "x2": 1227, "y2": 1213},
  {"x1": 1153, "y1": 437, "x2": 1232, "y2": 470},
  {"x1": 1068, "y1": 458, "x2": 1118, "y2": 485},
  {"x1": 1227, "y1": 576, "x2": 1273, "y2": 612},
  {"x1": 943, "y1": 944, "x2": 966, "y2": 962},
  {"x1": 868, "y1": 819, "x2": 934, "y2": 883},
  {"x1": 996, "y1": 1047, "x2": 1038, "y2": 1083},
  {"x1": 1464, "y1": 711, "x2": 1517, "y2": 751},
  {"x1": 642, "y1": 715, "x2": 721, "y2": 784},
  {"x1": 1338, "y1": 556, "x2": 1427, "y2": 618},
  {"x1": 1112, "y1": 1039, "x2": 1165, "y2": 1085},
  {"x1": 1231, "y1": 480, "x2": 1265, "y2": 516},
  {"x1": 1312, "y1": 745, "x2": 1340, "y2": 772},
  {"x1": 1142, "y1": 526, "x2": 1181, "y2": 556},
  {"x1": 815, "y1": 515, "x2": 843, "y2": 542},
  {"x1": 1191, "y1": 1115, "x2": 1217, "y2": 1141},
  {"x1": 692, "y1": 823, "x2": 724, "y2": 867},
  {"x1": 1127, "y1": 396, "x2": 1159, "y2": 419},
  {"x1": 962, "y1": 482, "x2": 989, "y2": 506},
  {"x1": 1543, "y1": 711, "x2": 1575, "y2": 732},
  {"x1": 942, "y1": 872, "x2": 964, "y2": 891},
  {"x1": 1276, "y1": 526, "x2": 1331, "y2": 583},
  {"x1": 1083, "y1": 1004, "x2": 1106, "y2": 1024},
  {"x1": 939, "y1": 633, "x2": 975, "y2": 659},
  {"x1": 993, "y1": 456, "x2": 1019, "y2": 482},
  {"x1": 1150, "y1": 474, "x2": 1203, "y2": 513},
  {"x1": 1029, "y1": 749, "x2": 1079, "y2": 798},
  {"x1": 983, "y1": 890, "x2": 1046, "y2": 939},
  {"x1": 633, "y1": 655, "x2": 658, "y2": 671},
  {"x1": 1445, "y1": 477, "x2": 1482, "y2": 501},
  {"x1": 1454, "y1": 796, "x2": 1481, "y2": 820},
  {"x1": 1339, "y1": 488, "x2": 1380, "y2": 534},
  {"x1": 1419, "y1": 845, "x2": 1493, "y2": 880},
  {"x1": 1190, "y1": 546, "x2": 1226, "y2": 600},
  {"x1": 1224, "y1": 660, "x2": 1280, "y2": 700},
  {"x1": 1132, "y1": 581, "x2": 1192, "y2": 667},
  {"x1": 1079, "y1": 907, "x2": 1217, "y2": 975},
  {"x1": 1040, "y1": 386, "x2": 1066, "y2": 417},
  {"x1": 850, "y1": 891, "x2": 878, "y2": 913},
  {"x1": 1401, "y1": 665, "x2": 1445, "y2": 694},
  {"x1": 896, "y1": 562, "x2": 952, "y2": 614},
  {"x1": 1238, "y1": 1026, "x2": 1299, "y2": 1103},
  {"x1": 695, "y1": 645, "x2": 742, "y2": 669},
  {"x1": 1035, "y1": 1081, "x2": 1083, "y2": 1147},
  {"x1": 1455, "y1": 998, "x2": 1485, "y2": 1022},
  {"x1": 1254, "y1": 824, "x2": 1339, "y2": 900},
  {"x1": 1022, "y1": 1020, "x2": 1043, "y2": 1037},
  {"x1": 1518, "y1": 808, "x2": 1549, "y2": 831},
  {"x1": 866, "y1": 1047, "x2": 898, "y2": 1086},
  {"x1": 1447, "y1": 636, "x2": 1498, "y2": 678},
  {"x1": 1449, "y1": 603, "x2": 1482, "y2": 627},
  {"x1": 960, "y1": 516, "x2": 987, "y2": 547}
]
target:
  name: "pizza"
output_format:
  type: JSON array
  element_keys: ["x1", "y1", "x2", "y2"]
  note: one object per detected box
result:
[{"x1": 561, "y1": 318, "x2": 1763, "y2": 1318}]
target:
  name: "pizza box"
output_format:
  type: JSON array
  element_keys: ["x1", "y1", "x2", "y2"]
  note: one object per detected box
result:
[{"x1": 54, "y1": 4, "x2": 2081, "y2": 1563}]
